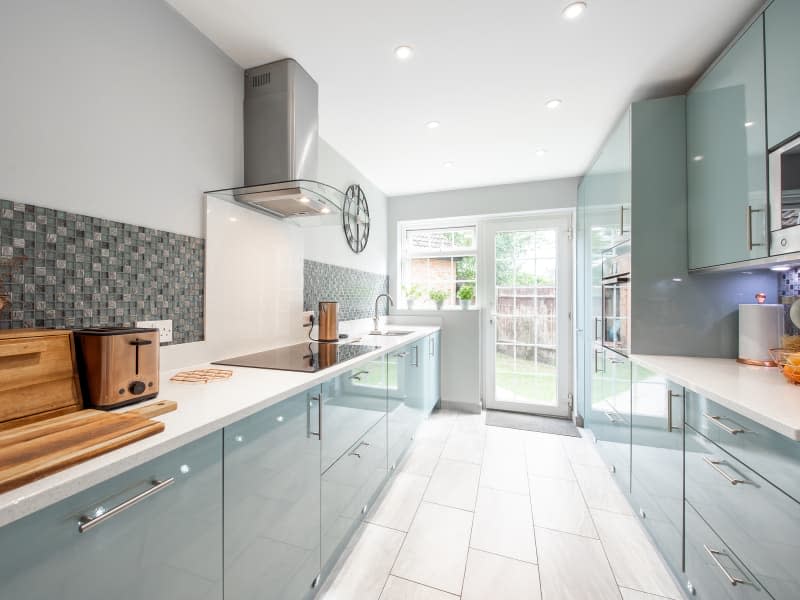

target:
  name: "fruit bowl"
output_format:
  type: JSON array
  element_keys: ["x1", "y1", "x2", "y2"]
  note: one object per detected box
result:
[{"x1": 769, "y1": 349, "x2": 800, "y2": 384}]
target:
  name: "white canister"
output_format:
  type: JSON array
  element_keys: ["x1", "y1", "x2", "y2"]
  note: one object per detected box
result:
[{"x1": 738, "y1": 303, "x2": 784, "y2": 366}]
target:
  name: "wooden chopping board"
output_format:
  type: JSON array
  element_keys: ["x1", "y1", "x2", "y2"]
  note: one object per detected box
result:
[{"x1": 0, "y1": 400, "x2": 177, "y2": 494}]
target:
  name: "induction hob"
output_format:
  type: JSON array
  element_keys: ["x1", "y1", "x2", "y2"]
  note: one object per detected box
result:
[{"x1": 212, "y1": 342, "x2": 378, "y2": 373}]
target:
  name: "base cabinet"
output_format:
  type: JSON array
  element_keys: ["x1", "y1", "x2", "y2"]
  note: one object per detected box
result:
[
  {"x1": 388, "y1": 341, "x2": 427, "y2": 469},
  {"x1": 0, "y1": 432, "x2": 223, "y2": 600},
  {"x1": 223, "y1": 389, "x2": 321, "y2": 600},
  {"x1": 630, "y1": 365, "x2": 684, "y2": 576}
]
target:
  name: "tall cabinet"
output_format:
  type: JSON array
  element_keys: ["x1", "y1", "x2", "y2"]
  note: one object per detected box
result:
[
  {"x1": 765, "y1": 0, "x2": 800, "y2": 149},
  {"x1": 687, "y1": 16, "x2": 768, "y2": 269}
]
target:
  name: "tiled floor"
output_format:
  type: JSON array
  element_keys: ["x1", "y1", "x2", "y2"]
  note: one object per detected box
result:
[{"x1": 320, "y1": 410, "x2": 684, "y2": 600}]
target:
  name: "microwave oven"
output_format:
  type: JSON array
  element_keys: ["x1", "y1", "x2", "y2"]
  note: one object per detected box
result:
[{"x1": 769, "y1": 135, "x2": 800, "y2": 255}]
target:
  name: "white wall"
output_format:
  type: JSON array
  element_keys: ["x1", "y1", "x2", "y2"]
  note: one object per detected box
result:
[
  {"x1": 304, "y1": 139, "x2": 388, "y2": 275},
  {"x1": 0, "y1": 0, "x2": 243, "y2": 238}
]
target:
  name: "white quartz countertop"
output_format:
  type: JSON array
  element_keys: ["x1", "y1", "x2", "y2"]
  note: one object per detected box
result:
[
  {"x1": 631, "y1": 355, "x2": 800, "y2": 441},
  {"x1": 0, "y1": 325, "x2": 440, "y2": 528}
]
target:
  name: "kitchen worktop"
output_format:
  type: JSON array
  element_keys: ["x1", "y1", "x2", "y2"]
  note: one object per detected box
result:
[
  {"x1": 0, "y1": 325, "x2": 440, "y2": 529},
  {"x1": 631, "y1": 354, "x2": 800, "y2": 441}
]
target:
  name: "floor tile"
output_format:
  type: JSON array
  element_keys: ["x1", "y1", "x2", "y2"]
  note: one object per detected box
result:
[
  {"x1": 536, "y1": 527, "x2": 621, "y2": 600},
  {"x1": 619, "y1": 588, "x2": 675, "y2": 600},
  {"x1": 414, "y1": 416, "x2": 455, "y2": 443},
  {"x1": 379, "y1": 576, "x2": 458, "y2": 600},
  {"x1": 572, "y1": 463, "x2": 632, "y2": 515},
  {"x1": 425, "y1": 458, "x2": 481, "y2": 511},
  {"x1": 367, "y1": 472, "x2": 430, "y2": 532},
  {"x1": 392, "y1": 502, "x2": 473, "y2": 595},
  {"x1": 525, "y1": 432, "x2": 576, "y2": 480},
  {"x1": 470, "y1": 487, "x2": 537, "y2": 563},
  {"x1": 529, "y1": 475, "x2": 598, "y2": 538},
  {"x1": 561, "y1": 435, "x2": 607, "y2": 468},
  {"x1": 592, "y1": 510, "x2": 682, "y2": 600},
  {"x1": 322, "y1": 523, "x2": 404, "y2": 600},
  {"x1": 480, "y1": 446, "x2": 529, "y2": 495},
  {"x1": 441, "y1": 430, "x2": 485, "y2": 465},
  {"x1": 461, "y1": 548, "x2": 541, "y2": 600},
  {"x1": 401, "y1": 440, "x2": 444, "y2": 477}
]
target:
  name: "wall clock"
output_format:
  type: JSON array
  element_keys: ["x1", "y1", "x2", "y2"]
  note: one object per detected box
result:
[{"x1": 342, "y1": 184, "x2": 370, "y2": 253}]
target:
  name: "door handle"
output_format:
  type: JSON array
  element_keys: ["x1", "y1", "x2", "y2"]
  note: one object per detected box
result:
[
  {"x1": 78, "y1": 478, "x2": 174, "y2": 533},
  {"x1": 703, "y1": 457, "x2": 753, "y2": 486},
  {"x1": 667, "y1": 389, "x2": 682, "y2": 432},
  {"x1": 703, "y1": 413, "x2": 747, "y2": 435},
  {"x1": 349, "y1": 441, "x2": 370, "y2": 459},
  {"x1": 349, "y1": 370, "x2": 369, "y2": 381},
  {"x1": 746, "y1": 205, "x2": 765, "y2": 251},
  {"x1": 412, "y1": 345, "x2": 419, "y2": 367},
  {"x1": 308, "y1": 395, "x2": 322, "y2": 439},
  {"x1": 429, "y1": 336, "x2": 434, "y2": 357},
  {"x1": 704, "y1": 545, "x2": 755, "y2": 586},
  {"x1": 594, "y1": 317, "x2": 602, "y2": 341},
  {"x1": 594, "y1": 349, "x2": 605, "y2": 373}
]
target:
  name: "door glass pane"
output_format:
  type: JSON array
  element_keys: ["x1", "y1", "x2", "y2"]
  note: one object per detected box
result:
[{"x1": 494, "y1": 227, "x2": 559, "y2": 407}]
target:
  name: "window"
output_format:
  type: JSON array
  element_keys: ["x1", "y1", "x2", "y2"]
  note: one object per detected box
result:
[{"x1": 400, "y1": 225, "x2": 477, "y2": 308}]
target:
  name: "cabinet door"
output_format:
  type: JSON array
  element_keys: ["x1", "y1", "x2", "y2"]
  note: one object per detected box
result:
[
  {"x1": 423, "y1": 332, "x2": 441, "y2": 414},
  {"x1": 0, "y1": 432, "x2": 223, "y2": 600},
  {"x1": 321, "y1": 359, "x2": 388, "y2": 473},
  {"x1": 388, "y1": 343, "x2": 425, "y2": 469},
  {"x1": 587, "y1": 347, "x2": 631, "y2": 491},
  {"x1": 687, "y1": 17, "x2": 768, "y2": 269},
  {"x1": 223, "y1": 390, "x2": 321, "y2": 600},
  {"x1": 321, "y1": 414, "x2": 388, "y2": 575},
  {"x1": 630, "y1": 365, "x2": 684, "y2": 576},
  {"x1": 766, "y1": 0, "x2": 800, "y2": 148}
]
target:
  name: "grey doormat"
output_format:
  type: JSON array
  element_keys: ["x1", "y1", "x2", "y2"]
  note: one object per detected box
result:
[{"x1": 485, "y1": 410, "x2": 580, "y2": 437}]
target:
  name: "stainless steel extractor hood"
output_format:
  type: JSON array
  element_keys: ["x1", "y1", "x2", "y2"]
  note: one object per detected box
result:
[{"x1": 206, "y1": 59, "x2": 343, "y2": 218}]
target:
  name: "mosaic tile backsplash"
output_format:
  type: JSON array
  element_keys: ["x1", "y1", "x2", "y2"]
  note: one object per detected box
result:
[
  {"x1": 304, "y1": 259, "x2": 389, "y2": 321},
  {"x1": 779, "y1": 267, "x2": 800, "y2": 335},
  {"x1": 0, "y1": 199, "x2": 204, "y2": 343}
]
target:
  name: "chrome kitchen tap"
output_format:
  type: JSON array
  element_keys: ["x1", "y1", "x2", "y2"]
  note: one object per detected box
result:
[{"x1": 371, "y1": 293, "x2": 394, "y2": 334}]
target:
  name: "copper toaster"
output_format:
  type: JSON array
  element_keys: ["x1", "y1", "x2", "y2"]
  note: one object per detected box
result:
[{"x1": 73, "y1": 327, "x2": 160, "y2": 409}]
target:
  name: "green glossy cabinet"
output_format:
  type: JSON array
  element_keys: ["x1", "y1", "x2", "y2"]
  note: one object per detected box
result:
[
  {"x1": 388, "y1": 340, "x2": 427, "y2": 469},
  {"x1": 687, "y1": 16, "x2": 768, "y2": 269},
  {"x1": 0, "y1": 432, "x2": 223, "y2": 600},
  {"x1": 630, "y1": 365, "x2": 684, "y2": 576},
  {"x1": 424, "y1": 331, "x2": 441, "y2": 414},
  {"x1": 765, "y1": 0, "x2": 800, "y2": 148},
  {"x1": 224, "y1": 390, "x2": 321, "y2": 600}
]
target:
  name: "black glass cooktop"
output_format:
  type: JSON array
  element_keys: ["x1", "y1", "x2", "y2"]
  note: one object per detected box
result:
[{"x1": 212, "y1": 342, "x2": 378, "y2": 373}]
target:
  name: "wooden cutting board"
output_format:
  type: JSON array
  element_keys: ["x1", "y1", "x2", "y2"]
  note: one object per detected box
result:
[{"x1": 0, "y1": 400, "x2": 177, "y2": 494}]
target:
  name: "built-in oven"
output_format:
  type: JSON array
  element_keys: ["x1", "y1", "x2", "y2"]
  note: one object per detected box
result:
[
  {"x1": 769, "y1": 135, "x2": 800, "y2": 255},
  {"x1": 601, "y1": 241, "x2": 631, "y2": 356}
]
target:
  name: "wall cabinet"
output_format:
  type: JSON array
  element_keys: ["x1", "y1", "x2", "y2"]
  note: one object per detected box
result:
[
  {"x1": 630, "y1": 365, "x2": 684, "y2": 576},
  {"x1": 0, "y1": 432, "x2": 223, "y2": 600},
  {"x1": 687, "y1": 16, "x2": 768, "y2": 269},
  {"x1": 223, "y1": 389, "x2": 321, "y2": 600},
  {"x1": 765, "y1": 0, "x2": 800, "y2": 149}
]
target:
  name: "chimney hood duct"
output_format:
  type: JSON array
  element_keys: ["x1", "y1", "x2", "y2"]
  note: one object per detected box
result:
[{"x1": 206, "y1": 59, "x2": 343, "y2": 218}]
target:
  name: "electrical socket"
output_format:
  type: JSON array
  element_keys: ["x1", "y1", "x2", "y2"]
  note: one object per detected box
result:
[
  {"x1": 302, "y1": 310, "x2": 314, "y2": 328},
  {"x1": 135, "y1": 319, "x2": 173, "y2": 344}
]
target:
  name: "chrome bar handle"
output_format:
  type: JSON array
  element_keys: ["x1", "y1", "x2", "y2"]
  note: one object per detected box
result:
[
  {"x1": 667, "y1": 390, "x2": 683, "y2": 432},
  {"x1": 703, "y1": 457, "x2": 753, "y2": 486},
  {"x1": 349, "y1": 370, "x2": 369, "y2": 381},
  {"x1": 605, "y1": 411, "x2": 620, "y2": 424},
  {"x1": 412, "y1": 345, "x2": 419, "y2": 367},
  {"x1": 429, "y1": 336, "x2": 434, "y2": 357},
  {"x1": 703, "y1": 413, "x2": 747, "y2": 435},
  {"x1": 349, "y1": 441, "x2": 370, "y2": 459},
  {"x1": 746, "y1": 205, "x2": 765, "y2": 251},
  {"x1": 309, "y1": 395, "x2": 321, "y2": 439},
  {"x1": 594, "y1": 349, "x2": 605, "y2": 373},
  {"x1": 394, "y1": 351, "x2": 408, "y2": 358},
  {"x1": 594, "y1": 317, "x2": 602, "y2": 341},
  {"x1": 608, "y1": 357, "x2": 623, "y2": 365},
  {"x1": 704, "y1": 545, "x2": 754, "y2": 586},
  {"x1": 78, "y1": 478, "x2": 175, "y2": 533},
  {"x1": 619, "y1": 205, "x2": 629, "y2": 236}
]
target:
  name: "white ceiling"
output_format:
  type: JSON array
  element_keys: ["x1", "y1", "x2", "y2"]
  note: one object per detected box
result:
[{"x1": 167, "y1": 0, "x2": 764, "y2": 197}]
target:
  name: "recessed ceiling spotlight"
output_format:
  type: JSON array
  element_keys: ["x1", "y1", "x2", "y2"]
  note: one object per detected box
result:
[
  {"x1": 535, "y1": 148, "x2": 548, "y2": 157},
  {"x1": 545, "y1": 99, "x2": 562, "y2": 110},
  {"x1": 299, "y1": 196, "x2": 310, "y2": 204},
  {"x1": 744, "y1": 121, "x2": 755, "y2": 128},
  {"x1": 443, "y1": 161, "x2": 455, "y2": 168},
  {"x1": 426, "y1": 121, "x2": 441, "y2": 129},
  {"x1": 771, "y1": 265, "x2": 791, "y2": 272},
  {"x1": 394, "y1": 45, "x2": 414, "y2": 60},
  {"x1": 562, "y1": 2, "x2": 587, "y2": 20},
  {"x1": 692, "y1": 155, "x2": 704, "y2": 162},
  {"x1": 320, "y1": 206, "x2": 331, "y2": 214},
  {"x1": 228, "y1": 216, "x2": 238, "y2": 222}
]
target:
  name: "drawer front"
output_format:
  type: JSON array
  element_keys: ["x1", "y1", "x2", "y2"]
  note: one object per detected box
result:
[
  {"x1": 0, "y1": 432, "x2": 223, "y2": 600},
  {"x1": 685, "y1": 391, "x2": 800, "y2": 503},
  {"x1": 685, "y1": 501, "x2": 770, "y2": 600},
  {"x1": 322, "y1": 415, "x2": 388, "y2": 573},
  {"x1": 686, "y1": 426, "x2": 800, "y2": 598}
]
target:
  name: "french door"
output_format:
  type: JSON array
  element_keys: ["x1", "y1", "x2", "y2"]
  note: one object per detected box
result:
[{"x1": 483, "y1": 216, "x2": 572, "y2": 417}]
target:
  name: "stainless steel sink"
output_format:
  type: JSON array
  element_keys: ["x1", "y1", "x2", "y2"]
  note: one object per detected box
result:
[{"x1": 368, "y1": 330, "x2": 414, "y2": 336}]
